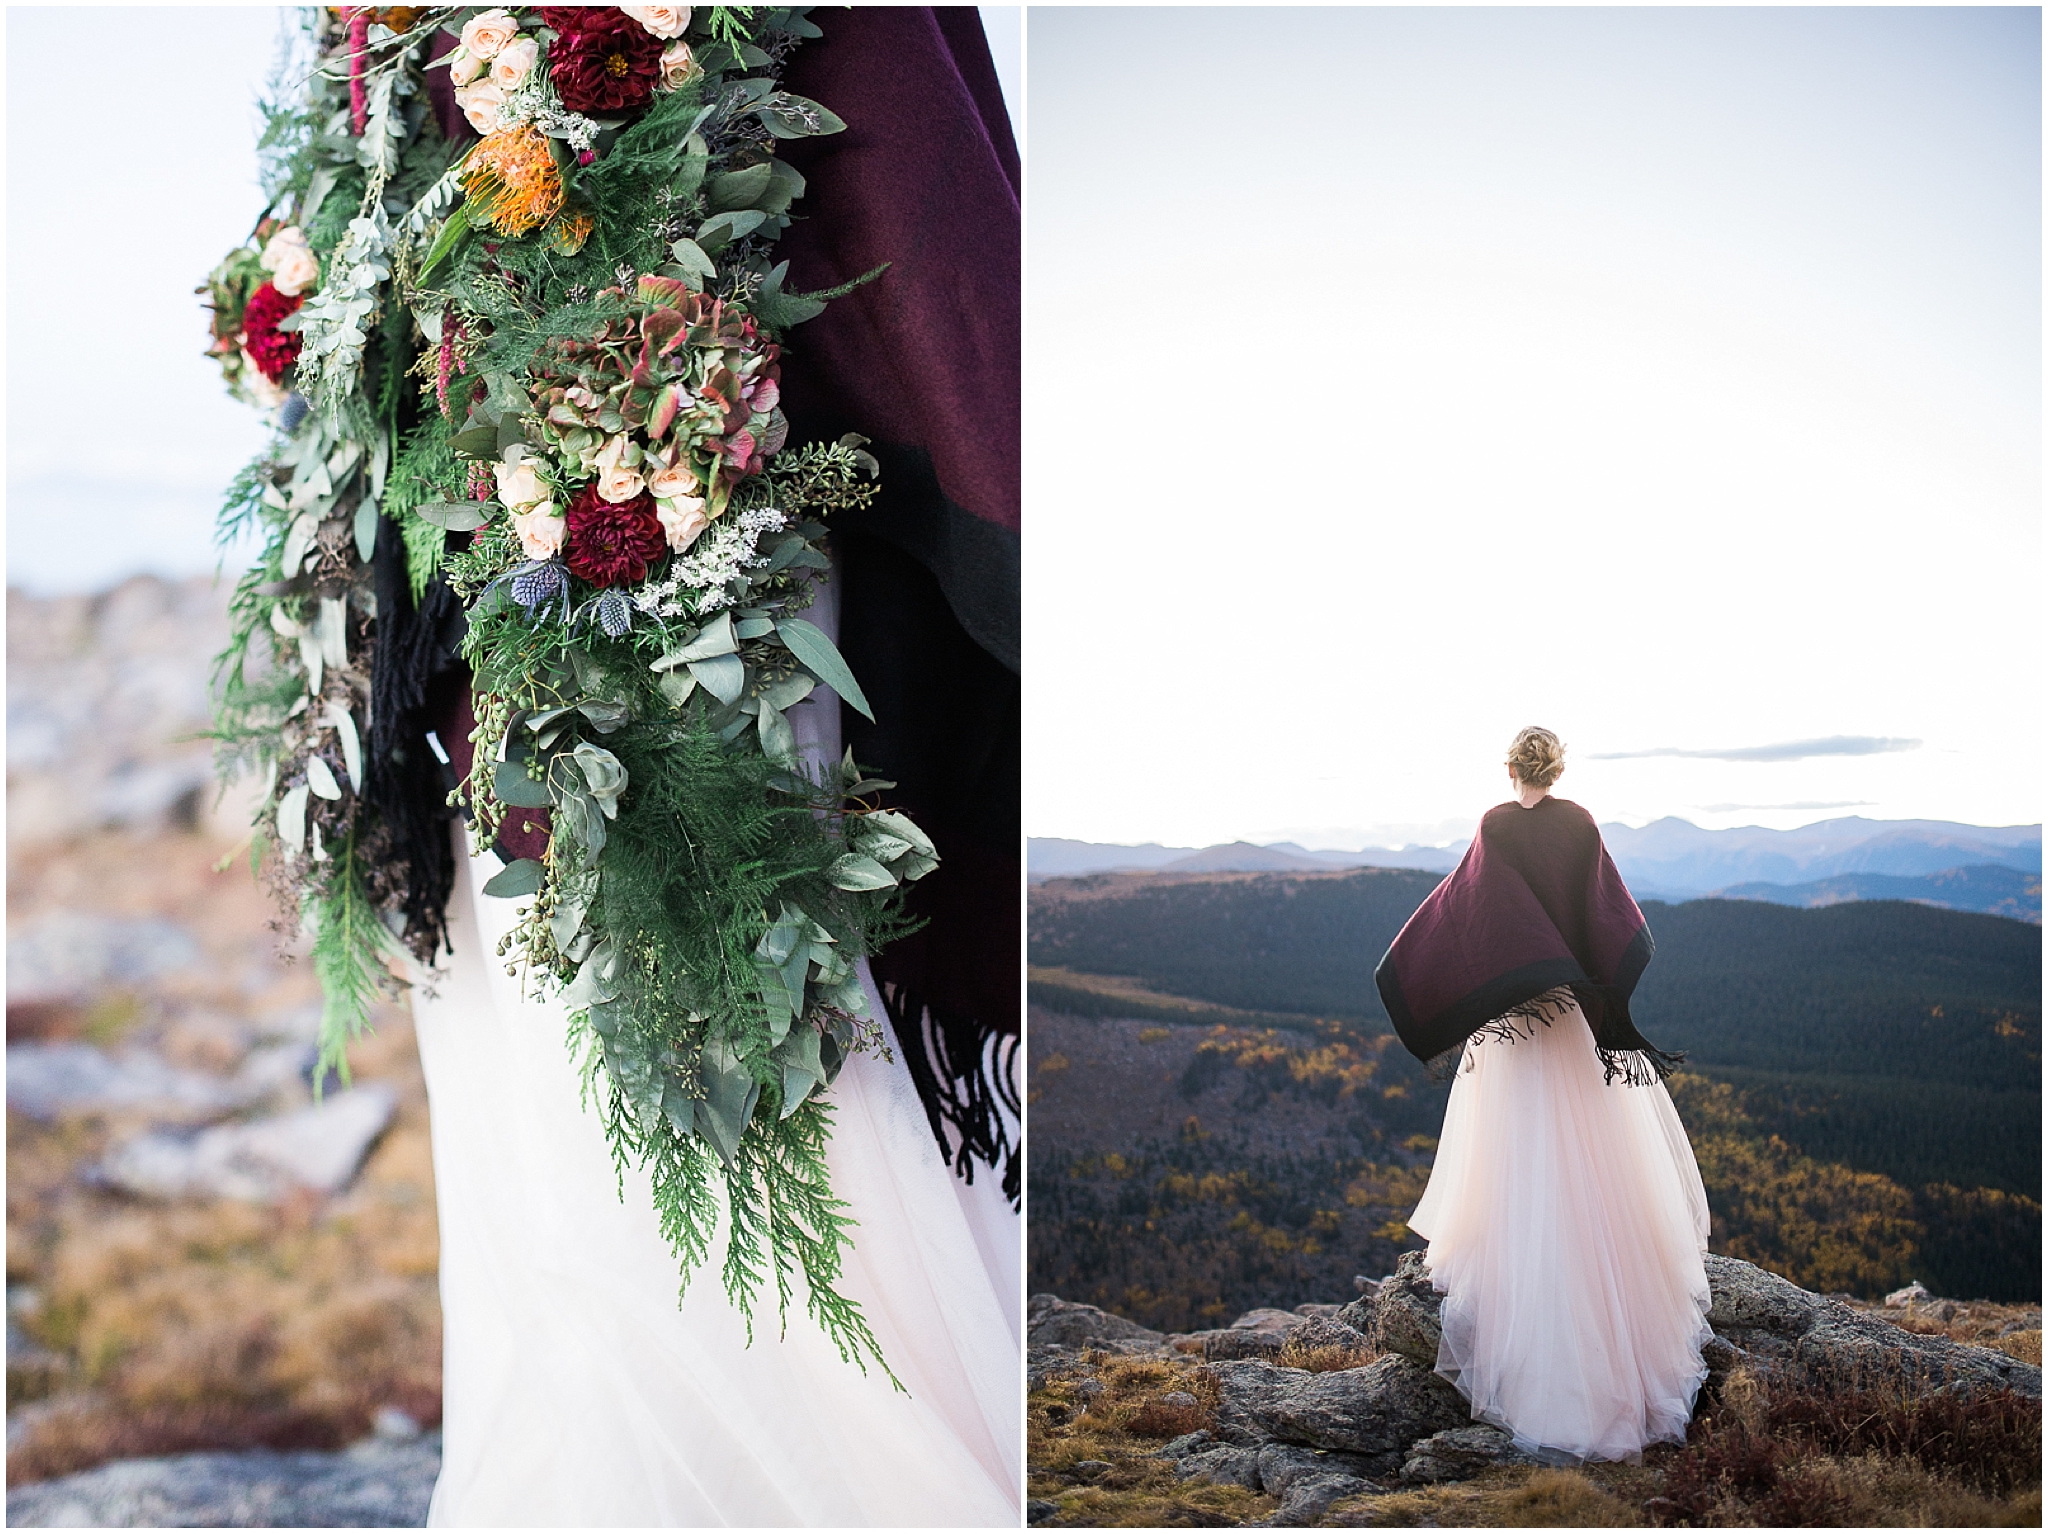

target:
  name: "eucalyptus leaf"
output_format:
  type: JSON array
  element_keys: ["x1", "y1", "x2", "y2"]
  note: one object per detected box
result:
[
  {"x1": 571, "y1": 742, "x2": 628, "y2": 817},
  {"x1": 686, "y1": 653, "x2": 745, "y2": 704},
  {"x1": 774, "y1": 618, "x2": 874, "y2": 721},
  {"x1": 449, "y1": 421, "x2": 498, "y2": 459},
  {"x1": 862, "y1": 809, "x2": 937, "y2": 859},
  {"x1": 656, "y1": 670, "x2": 698, "y2": 706},
  {"x1": 305, "y1": 755, "x2": 342, "y2": 802},
  {"x1": 493, "y1": 759, "x2": 554, "y2": 808},
  {"x1": 828, "y1": 852, "x2": 897, "y2": 891},
  {"x1": 481, "y1": 858, "x2": 545, "y2": 898},
  {"x1": 416, "y1": 500, "x2": 493, "y2": 531},
  {"x1": 354, "y1": 498, "x2": 380, "y2": 562},
  {"x1": 275, "y1": 783, "x2": 310, "y2": 853},
  {"x1": 706, "y1": 162, "x2": 773, "y2": 212},
  {"x1": 756, "y1": 698, "x2": 797, "y2": 766},
  {"x1": 317, "y1": 597, "x2": 348, "y2": 668},
  {"x1": 668, "y1": 237, "x2": 716, "y2": 286}
]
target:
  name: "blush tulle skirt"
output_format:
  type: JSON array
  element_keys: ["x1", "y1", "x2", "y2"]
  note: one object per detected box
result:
[{"x1": 1406, "y1": 997, "x2": 1712, "y2": 1464}]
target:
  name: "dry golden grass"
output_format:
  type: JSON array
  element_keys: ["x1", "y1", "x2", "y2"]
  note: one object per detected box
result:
[
  {"x1": 1277, "y1": 1337, "x2": 1379, "y2": 1373},
  {"x1": 8, "y1": 827, "x2": 444, "y2": 1486}
]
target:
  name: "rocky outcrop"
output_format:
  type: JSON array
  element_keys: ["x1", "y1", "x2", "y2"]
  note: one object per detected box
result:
[
  {"x1": 1038, "y1": 1248, "x2": 2042, "y2": 1509},
  {"x1": 1703, "y1": 1253, "x2": 2040, "y2": 1399},
  {"x1": 4, "y1": 1431, "x2": 439, "y2": 1528},
  {"x1": 1203, "y1": 1354, "x2": 1471, "y2": 1475},
  {"x1": 1027, "y1": 1294, "x2": 1168, "y2": 1355},
  {"x1": 1399, "y1": 1424, "x2": 1538, "y2": 1483},
  {"x1": 98, "y1": 1084, "x2": 398, "y2": 1203},
  {"x1": 1195, "y1": 1308, "x2": 1372, "y2": 1363}
]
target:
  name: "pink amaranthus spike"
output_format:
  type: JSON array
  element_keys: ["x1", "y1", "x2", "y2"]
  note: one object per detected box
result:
[{"x1": 347, "y1": 8, "x2": 370, "y2": 135}]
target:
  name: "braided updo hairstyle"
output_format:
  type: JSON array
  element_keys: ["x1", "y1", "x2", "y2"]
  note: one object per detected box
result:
[{"x1": 1506, "y1": 726, "x2": 1566, "y2": 789}]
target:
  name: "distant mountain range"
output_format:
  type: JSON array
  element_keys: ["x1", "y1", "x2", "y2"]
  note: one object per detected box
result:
[
  {"x1": 1713, "y1": 864, "x2": 2040, "y2": 924},
  {"x1": 1030, "y1": 817, "x2": 2041, "y2": 918}
]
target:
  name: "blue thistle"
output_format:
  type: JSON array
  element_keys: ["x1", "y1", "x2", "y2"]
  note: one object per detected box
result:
[
  {"x1": 596, "y1": 588, "x2": 633, "y2": 637},
  {"x1": 511, "y1": 560, "x2": 566, "y2": 608}
]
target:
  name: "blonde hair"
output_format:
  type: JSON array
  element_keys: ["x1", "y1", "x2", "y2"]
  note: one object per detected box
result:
[{"x1": 1506, "y1": 726, "x2": 1566, "y2": 789}]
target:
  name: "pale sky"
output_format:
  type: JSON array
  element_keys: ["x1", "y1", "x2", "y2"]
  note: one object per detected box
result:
[
  {"x1": 1024, "y1": 6, "x2": 2041, "y2": 846},
  {"x1": 4, "y1": 5, "x2": 1022, "y2": 592}
]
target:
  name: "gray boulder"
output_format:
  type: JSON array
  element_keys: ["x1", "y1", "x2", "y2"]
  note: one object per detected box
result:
[
  {"x1": 1399, "y1": 1424, "x2": 1538, "y2": 1483},
  {"x1": 1204, "y1": 1354, "x2": 1471, "y2": 1473},
  {"x1": 1356, "y1": 1250, "x2": 1444, "y2": 1365},
  {"x1": 99, "y1": 1084, "x2": 397, "y2": 1202},
  {"x1": 1702, "y1": 1253, "x2": 2039, "y2": 1399},
  {"x1": 1885, "y1": 1281, "x2": 1932, "y2": 1309},
  {"x1": 1258, "y1": 1473, "x2": 1374, "y2": 1527},
  {"x1": 7, "y1": 1041, "x2": 314, "y2": 1124},
  {"x1": 4, "y1": 1433, "x2": 440, "y2": 1527},
  {"x1": 1256, "y1": 1443, "x2": 1382, "y2": 1498},
  {"x1": 1174, "y1": 1442, "x2": 1263, "y2": 1488},
  {"x1": 6, "y1": 913, "x2": 200, "y2": 1007},
  {"x1": 1026, "y1": 1294, "x2": 1167, "y2": 1354}
]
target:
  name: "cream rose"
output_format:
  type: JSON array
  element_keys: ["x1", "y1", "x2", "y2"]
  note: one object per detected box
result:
[
  {"x1": 446, "y1": 44, "x2": 485, "y2": 84},
  {"x1": 260, "y1": 226, "x2": 320, "y2": 297},
  {"x1": 453, "y1": 80, "x2": 508, "y2": 136},
  {"x1": 656, "y1": 496, "x2": 710, "y2": 553},
  {"x1": 656, "y1": 40, "x2": 702, "y2": 92},
  {"x1": 597, "y1": 464, "x2": 647, "y2": 504},
  {"x1": 512, "y1": 506, "x2": 566, "y2": 560},
  {"x1": 459, "y1": 8, "x2": 520, "y2": 59},
  {"x1": 622, "y1": 5, "x2": 690, "y2": 39},
  {"x1": 490, "y1": 35, "x2": 538, "y2": 90},
  {"x1": 494, "y1": 457, "x2": 549, "y2": 512},
  {"x1": 645, "y1": 455, "x2": 700, "y2": 500}
]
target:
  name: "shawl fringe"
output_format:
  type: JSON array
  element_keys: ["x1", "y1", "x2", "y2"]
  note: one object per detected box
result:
[
  {"x1": 876, "y1": 980, "x2": 1020, "y2": 1206},
  {"x1": 1422, "y1": 986, "x2": 1685, "y2": 1088},
  {"x1": 367, "y1": 516, "x2": 466, "y2": 959}
]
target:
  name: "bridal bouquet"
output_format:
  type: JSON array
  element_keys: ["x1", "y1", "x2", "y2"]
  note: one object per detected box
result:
[{"x1": 204, "y1": 4, "x2": 924, "y2": 1375}]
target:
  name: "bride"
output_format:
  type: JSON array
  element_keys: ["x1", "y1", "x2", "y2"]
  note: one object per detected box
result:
[{"x1": 1375, "y1": 727, "x2": 1711, "y2": 1464}]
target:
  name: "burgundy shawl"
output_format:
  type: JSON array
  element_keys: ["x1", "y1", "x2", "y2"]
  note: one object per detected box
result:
[{"x1": 1373, "y1": 797, "x2": 1682, "y2": 1085}]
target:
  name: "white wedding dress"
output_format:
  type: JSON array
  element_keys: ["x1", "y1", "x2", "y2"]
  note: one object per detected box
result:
[
  {"x1": 1407, "y1": 995, "x2": 1712, "y2": 1464},
  {"x1": 406, "y1": 576, "x2": 1021, "y2": 1526}
]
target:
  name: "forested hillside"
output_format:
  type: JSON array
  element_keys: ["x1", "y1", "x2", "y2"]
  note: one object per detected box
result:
[{"x1": 1027, "y1": 870, "x2": 2041, "y2": 1321}]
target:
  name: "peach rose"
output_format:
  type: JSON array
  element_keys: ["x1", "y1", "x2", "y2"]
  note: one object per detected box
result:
[
  {"x1": 593, "y1": 435, "x2": 646, "y2": 504},
  {"x1": 656, "y1": 496, "x2": 710, "y2": 553},
  {"x1": 597, "y1": 464, "x2": 647, "y2": 504},
  {"x1": 259, "y1": 226, "x2": 320, "y2": 297},
  {"x1": 446, "y1": 44, "x2": 485, "y2": 84},
  {"x1": 512, "y1": 505, "x2": 566, "y2": 560},
  {"x1": 645, "y1": 455, "x2": 700, "y2": 500},
  {"x1": 621, "y1": 5, "x2": 690, "y2": 39},
  {"x1": 494, "y1": 456, "x2": 549, "y2": 512},
  {"x1": 656, "y1": 40, "x2": 702, "y2": 92},
  {"x1": 459, "y1": 8, "x2": 520, "y2": 59},
  {"x1": 490, "y1": 35, "x2": 538, "y2": 90},
  {"x1": 453, "y1": 80, "x2": 508, "y2": 136}
]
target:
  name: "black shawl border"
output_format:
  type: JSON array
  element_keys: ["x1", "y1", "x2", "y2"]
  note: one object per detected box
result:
[{"x1": 1378, "y1": 926, "x2": 1682, "y2": 1088}]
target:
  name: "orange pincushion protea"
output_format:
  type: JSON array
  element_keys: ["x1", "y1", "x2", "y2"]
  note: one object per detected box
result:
[{"x1": 462, "y1": 125, "x2": 565, "y2": 237}]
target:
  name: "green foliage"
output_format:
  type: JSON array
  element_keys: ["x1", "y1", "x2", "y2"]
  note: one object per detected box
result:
[
  {"x1": 307, "y1": 839, "x2": 403, "y2": 1090},
  {"x1": 384, "y1": 412, "x2": 463, "y2": 602}
]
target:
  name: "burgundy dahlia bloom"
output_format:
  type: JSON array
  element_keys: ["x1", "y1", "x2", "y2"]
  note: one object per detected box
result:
[
  {"x1": 565, "y1": 483, "x2": 666, "y2": 587},
  {"x1": 241, "y1": 282, "x2": 305, "y2": 383},
  {"x1": 545, "y1": 8, "x2": 664, "y2": 115}
]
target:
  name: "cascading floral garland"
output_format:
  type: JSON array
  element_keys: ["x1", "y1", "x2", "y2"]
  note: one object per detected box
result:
[{"x1": 204, "y1": 4, "x2": 926, "y2": 1376}]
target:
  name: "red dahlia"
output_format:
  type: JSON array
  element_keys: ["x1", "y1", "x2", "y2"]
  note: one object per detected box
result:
[
  {"x1": 565, "y1": 483, "x2": 666, "y2": 587},
  {"x1": 241, "y1": 282, "x2": 305, "y2": 383},
  {"x1": 545, "y1": 7, "x2": 664, "y2": 115}
]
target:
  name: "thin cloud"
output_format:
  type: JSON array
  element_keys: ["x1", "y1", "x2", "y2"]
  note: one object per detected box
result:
[{"x1": 1590, "y1": 736, "x2": 1921, "y2": 763}]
